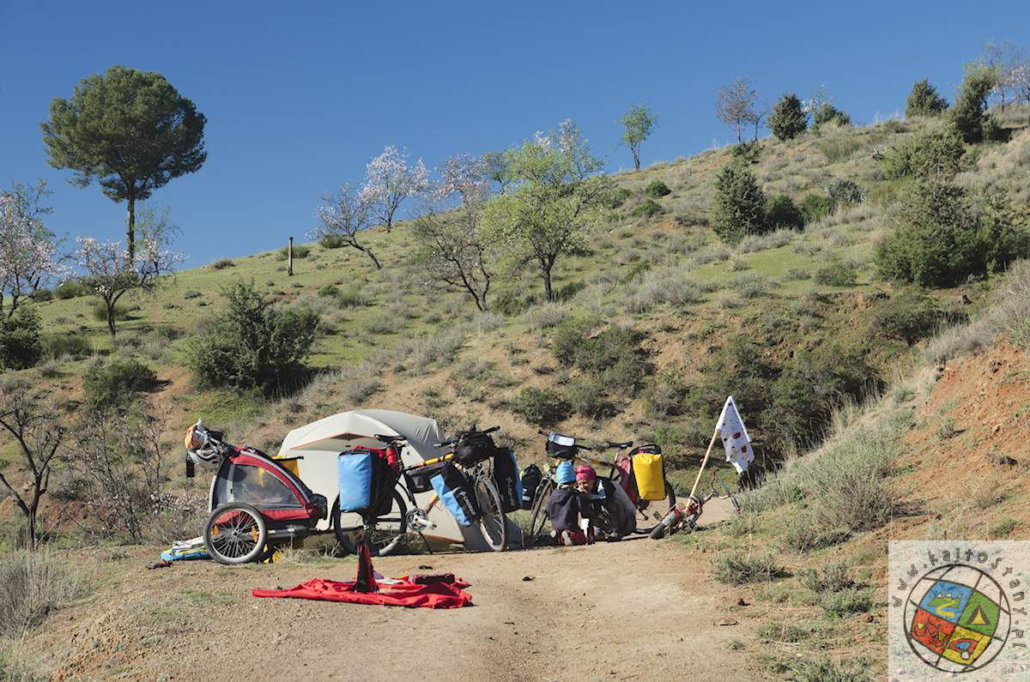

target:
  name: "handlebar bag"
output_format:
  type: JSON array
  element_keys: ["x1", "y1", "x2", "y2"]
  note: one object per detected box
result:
[
  {"x1": 519, "y1": 464, "x2": 542, "y2": 510},
  {"x1": 492, "y1": 449, "x2": 523, "y2": 514},
  {"x1": 404, "y1": 460, "x2": 449, "y2": 494},
  {"x1": 545, "y1": 432, "x2": 577, "y2": 460},
  {"x1": 453, "y1": 433, "x2": 500, "y2": 466},
  {"x1": 630, "y1": 449, "x2": 667, "y2": 502},
  {"x1": 338, "y1": 448, "x2": 393, "y2": 514},
  {"x1": 430, "y1": 462, "x2": 480, "y2": 526}
]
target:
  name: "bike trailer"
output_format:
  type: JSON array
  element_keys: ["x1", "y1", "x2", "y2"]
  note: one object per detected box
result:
[
  {"x1": 430, "y1": 462, "x2": 480, "y2": 526},
  {"x1": 628, "y1": 445, "x2": 667, "y2": 501},
  {"x1": 520, "y1": 464, "x2": 542, "y2": 510},
  {"x1": 492, "y1": 449, "x2": 523, "y2": 514},
  {"x1": 338, "y1": 447, "x2": 394, "y2": 515},
  {"x1": 404, "y1": 459, "x2": 450, "y2": 494},
  {"x1": 545, "y1": 432, "x2": 577, "y2": 460}
]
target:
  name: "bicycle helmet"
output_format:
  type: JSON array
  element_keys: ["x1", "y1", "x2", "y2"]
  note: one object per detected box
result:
[
  {"x1": 184, "y1": 422, "x2": 221, "y2": 469},
  {"x1": 556, "y1": 460, "x2": 576, "y2": 486}
]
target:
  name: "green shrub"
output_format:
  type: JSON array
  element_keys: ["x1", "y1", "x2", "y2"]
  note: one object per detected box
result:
[
  {"x1": 792, "y1": 657, "x2": 873, "y2": 682},
  {"x1": 905, "y1": 78, "x2": 948, "y2": 118},
  {"x1": 951, "y1": 65, "x2": 997, "y2": 143},
  {"x1": 731, "y1": 140, "x2": 760, "y2": 164},
  {"x1": 187, "y1": 281, "x2": 319, "y2": 394},
  {"x1": 40, "y1": 333, "x2": 91, "y2": 361},
  {"x1": 510, "y1": 387, "x2": 572, "y2": 426},
  {"x1": 820, "y1": 588, "x2": 874, "y2": 617},
  {"x1": 83, "y1": 359, "x2": 158, "y2": 409},
  {"x1": 876, "y1": 181, "x2": 1029, "y2": 287},
  {"x1": 642, "y1": 373, "x2": 687, "y2": 418},
  {"x1": 0, "y1": 306, "x2": 42, "y2": 370},
  {"x1": 827, "y1": 179, "x2": 862, "y2": 210},
  {"x1": 335, "y1": 286, "x2": 371, "y2": 307},
  {"x1": 882, "y1": 130, "x2": 965, "y2": 180},
  {"x1": 183, "y1": 290, "x2": 202, "y2": 299},
  {"x1": 551, "y1": 323, "x2": 651, "y2": 395},
  {"x1": 603, "y1": 187, "x2": 631, "y2": 209},
  {"x1": 712, "y1": 553, "x2": 788, "y2": 585},
  {"x1": 209, "y1": 258, "x2": 235, "y2": 270},
  {"x1": 800, "y1": 194, "x2": 833, "y2": 223},
  {"x1": 317, "y1": 284, "x2": 340, "y2": 298},
  {"x1": 279, "y1": 244, "x2": 311, "y2": 259},
  {"x1": 765, "y1": 195, "x2": 805, "y2": 231},
  {"x1": 710, "y1": 161, "x2": 767, "y2": 243},
  {"x1": 870, "y1": 290, "x2": 944, "y2": 344},
  {"x1": 31, "y1": 289, "x2": 53, "y2": 303},
  {"x1": 768, "y1": 93, "x2": 807, "y2": 141},
  {"x1": 319, "y1": 234, "x2": 349, "y2": 249},
  {"x1": 632, "y1": 199, "x2": 663, "y2": 218},
  {"x1": 799, "y1": 562, "x2": 856, "y2": 594},
  {"x1": 784, "y1": 515, "x2": 850, "y2": 552},
  {"x1": 92, "y1": 301, "x2": 129, "y2": 322},
  {"x1": 812, "y1": 103, "x2": 851, "y2": 129},
  {"x1": 567, "y1": 377, "x2": 618, "y2": 420},
  {"x1": 644, "y1": 179, "x2": 671, "y2": 198},
  {"x1": 54, "y1": 280, "x2": 85, "y2": 299},
  {"x1": 814, "y1": 262, "x2": 858, "y2": 286}
]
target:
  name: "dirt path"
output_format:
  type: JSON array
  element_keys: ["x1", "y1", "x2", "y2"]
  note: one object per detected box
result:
[{"x1": 31, "y1": 509, "x2": 763, "y2": 681}]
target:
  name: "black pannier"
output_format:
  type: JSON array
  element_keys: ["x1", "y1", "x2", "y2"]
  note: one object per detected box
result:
[
  {"x1": 545, "y1": 432, "x2": 578, "y2": 460},
  {"x1": 520, "y1": 464, "x2": 542, "y2": 510},
  {"x1": 404, "y1": 459, "x2": 450, "y2": 494},
  {"x1": 453, "y1": 432, "x2": 500, "y2": 466},
  {"x1": 492, "y1": 450, "x2": 523, "y2": 514}
]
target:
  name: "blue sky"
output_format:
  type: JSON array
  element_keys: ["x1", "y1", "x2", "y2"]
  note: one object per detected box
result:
[{"x1": 1, "y1": 1, "x2": 1027, "y2": 267}]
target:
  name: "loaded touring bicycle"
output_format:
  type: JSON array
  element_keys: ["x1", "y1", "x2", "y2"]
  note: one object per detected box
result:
[{"x1": 186, "y1": 420, "x2": 329, "y2": 564}]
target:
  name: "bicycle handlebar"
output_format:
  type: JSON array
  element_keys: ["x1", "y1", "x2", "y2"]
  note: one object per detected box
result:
[{"x1": 434, "y1": 425, "x2": 501, "y2": 448}]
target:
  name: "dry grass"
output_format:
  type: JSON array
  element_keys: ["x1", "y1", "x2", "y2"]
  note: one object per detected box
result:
[{"x1": 0, "y1": 551, "x2": 86, "y2": 639}]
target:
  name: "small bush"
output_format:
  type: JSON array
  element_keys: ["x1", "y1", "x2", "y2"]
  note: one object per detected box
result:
[
  {"x1": 731, "y1": 140, "x2": 760, "y2": 164},
  {"x1": 870, "y1": 291, "x2": 943, "y2": 344},
  {"x1": 765, "y1": 195, "x2": 805, "y2": 231},
  {"x1": 317, "y1": 284, "x2": 340, "y2": 298},
  {"x1": 40, "y1": 333, "x2": 91, "y2": 361},
  {"x1": 731, "y1": 273, "x2": 769, "y2": 298},
  {"x1": 0, "y1": 306, "x2": 42, "y2": 370},
  {"x1": 551, "y1": 323, "x2": 651, "y2": 395},
  {"x1": 906, "y1": 78, "x2": 948, "y2": 118},
  {"x1": 812, "y1": 103, "x2": 851, "y2": 129},
  {"x1": 644, "y1": 180, "x2": 671, "y2": 198},
  {"x1": 92, "y1": 301, "x2": 129, "y2": 322},
  {"x1": 183, "y1": 290, "x2": 202, "y2": 300},
  {"x1": 279, "y1": 244, "x2": 311, "y2": 259},
  {"x1": 712, "y1": 553, "x2": 788, "y2": 585},
  {"x1": 54, "y1": 280, "x2": 85, "y2": 299},
  {"x1": 801, "y1": 194, "x2": 833, "y2": 223},
  {"x1": 0, "y1": 551, "x2": 84, "y2": 639},
  {"x1": 820, "y1": 588, "x2": 874, "y2": 617},
  {"x1": 632, "y1": 199, "x2": 663, "y2": 218},
  {"x1": 83, "y1": 359, "x2": 158, "y2": 409},
  {"x1": 799, "y1": 562, "x2": 856, "y2": 594},
  {"x1": 757, "y1": 621, "x2": 813, "y2": 643},
  {"x1": 210, "y1": 258, "x2": 235, "y2": 270},
  {"x1": 642, "y1": 373, "x2": 687, "y2": 418},
  {"x1": 784, "y1": 515, "x2": 850, "y2": 552},
  {"x1": 567, "y1": 377, "x2": 618, "y2": 420},
  {"x1": 814, "y1": 262, "x2": 858, "y2": 286},
  {"x1": 31, "y1": 289, "x2": 53, "y2": 303},
  {"x1": 882, "y1": 130, "x2": 965, "y2": 180},
  {"x1": 319, "y1": 234, "x2": 349, "y2": 249},
  {"x1": 951, "y1": 65, "x2": 996, "y2": 144},
  {"x1": 827, "y1": 179, "x2": 862, "y2": 210},
  {"x1": 510, "y1": 387, "x2": 572, "y2": 426},
  {"x1": 187, "y1": 281, "x2": 319, "y2": 394},
  {"x1": 710, "y1": 161, "x2": 767, "y2": 244},
  {"x1": 336, "y1": 286, "x2": 371, "y2": 307},
  {"x1": 768, "y1": 93, "x2": 807, "y2": 141},
  {"x1": 791, "y1": 657, "x2": 872, "y2": 682}
]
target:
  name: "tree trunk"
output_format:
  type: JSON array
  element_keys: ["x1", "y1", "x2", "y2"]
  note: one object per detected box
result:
[
  {"x1": 542, "y1": 260, "x2": 554, "y2": 302},
  {"x1": 28, "y1": 508, "x2": 37, "y2": 551},
  {"x1": 106, "y1": 299, "x2": 118, "y2": 337},
  {"x1": 365, "y1": 247, "x2": 382, "y2": 270},
  {"x1": 126, "y1": 194, "x2": 136, "y2": 265},
  {"x1": 632, "y1": 147, "x2": 641, "y2": 171}
]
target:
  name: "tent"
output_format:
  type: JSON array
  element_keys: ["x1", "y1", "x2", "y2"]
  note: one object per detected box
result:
[{"x1": 277, "y1": 409, "x2": 497, "y2": 549}]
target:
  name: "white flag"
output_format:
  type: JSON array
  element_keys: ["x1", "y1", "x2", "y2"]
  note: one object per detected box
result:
[{"x1": 717, "y1": 396, "x2": 753, "y2": 474}]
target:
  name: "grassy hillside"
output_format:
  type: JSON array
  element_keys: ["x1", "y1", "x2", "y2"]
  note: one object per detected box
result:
[{"x1": 3, "y1": 111, "x2": 1029, "y2": 545}]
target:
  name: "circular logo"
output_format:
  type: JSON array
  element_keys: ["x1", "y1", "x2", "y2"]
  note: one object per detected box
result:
[{"x1": 903, "y1": 563, "x2": 1011, "y2": 673}]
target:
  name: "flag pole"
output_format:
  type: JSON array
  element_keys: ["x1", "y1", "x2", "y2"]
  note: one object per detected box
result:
[{"x1": 687, "y1": 427, "x2": 720, "y2": 501}]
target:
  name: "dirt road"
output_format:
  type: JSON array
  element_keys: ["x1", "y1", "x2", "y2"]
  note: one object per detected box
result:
[{"x1": 30, "y1": 503, "x2": 765, "y2": 681}]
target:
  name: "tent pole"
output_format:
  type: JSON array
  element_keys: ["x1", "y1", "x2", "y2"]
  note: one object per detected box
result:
[{"x1": 687, "y1": 427, "x2": 720, "y2": 501}]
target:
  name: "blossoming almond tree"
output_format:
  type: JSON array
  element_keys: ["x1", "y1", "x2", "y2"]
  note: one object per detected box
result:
[
  {"x1": 312, "y1": 184, "x2": 381, "y2": 269},
  {"x1": 0, "y1": 181, "x2": 67, "y2": 318},
  {"x1": 360, "y1": 146, "x2": 430, "y2": 232},
  {"x1": 76, "y1": 211, "x2": 182, "y2": 337}
]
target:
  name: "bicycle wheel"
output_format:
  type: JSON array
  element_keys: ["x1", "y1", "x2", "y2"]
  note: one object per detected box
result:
[
  {"x1": 332, "y1": 488, "x2": 408, "y2": 557},
  {"x1": 204, "y1": 503, "x2": 268, "y2": 565},
  {"x1": 473, "y1": 474, "x2": 508, "y2": 552},
  {"x1": 633, "y1": 482, "x2": 677, "y2": 534},
  {"x1": 525, "y1": 478, "x2": 555, "y2": 548}
]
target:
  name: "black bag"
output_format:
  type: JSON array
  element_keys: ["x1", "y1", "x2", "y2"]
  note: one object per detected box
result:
[
  {"x1": 430, "y1": 462, "x2": 480, "y2": 526},
  {"x1": 545, "y1": 432, "x2": 578, "y2": 460},
  {"x1": 404, "y1": 460, "x2": 450, "y2": 494},
  {"x1": 492, "y1": 450, "x2": 522, "y2": 513},
  {"x1": 520, "y1": 464, "x2": 542, "y2": 510},
  {"x1": 453, "y1": 432, "x2": 500, "y2": 466}
]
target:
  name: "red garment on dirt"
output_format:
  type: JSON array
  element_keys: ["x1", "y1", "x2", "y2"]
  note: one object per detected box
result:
[{"x1": 252, "y1": 577, "x2": 473, "y2": 609}]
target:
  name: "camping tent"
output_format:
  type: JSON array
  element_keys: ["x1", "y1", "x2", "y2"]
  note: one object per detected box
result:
[{"x1": 277, "y1": 409, "x2": 496, "y2": 549}]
